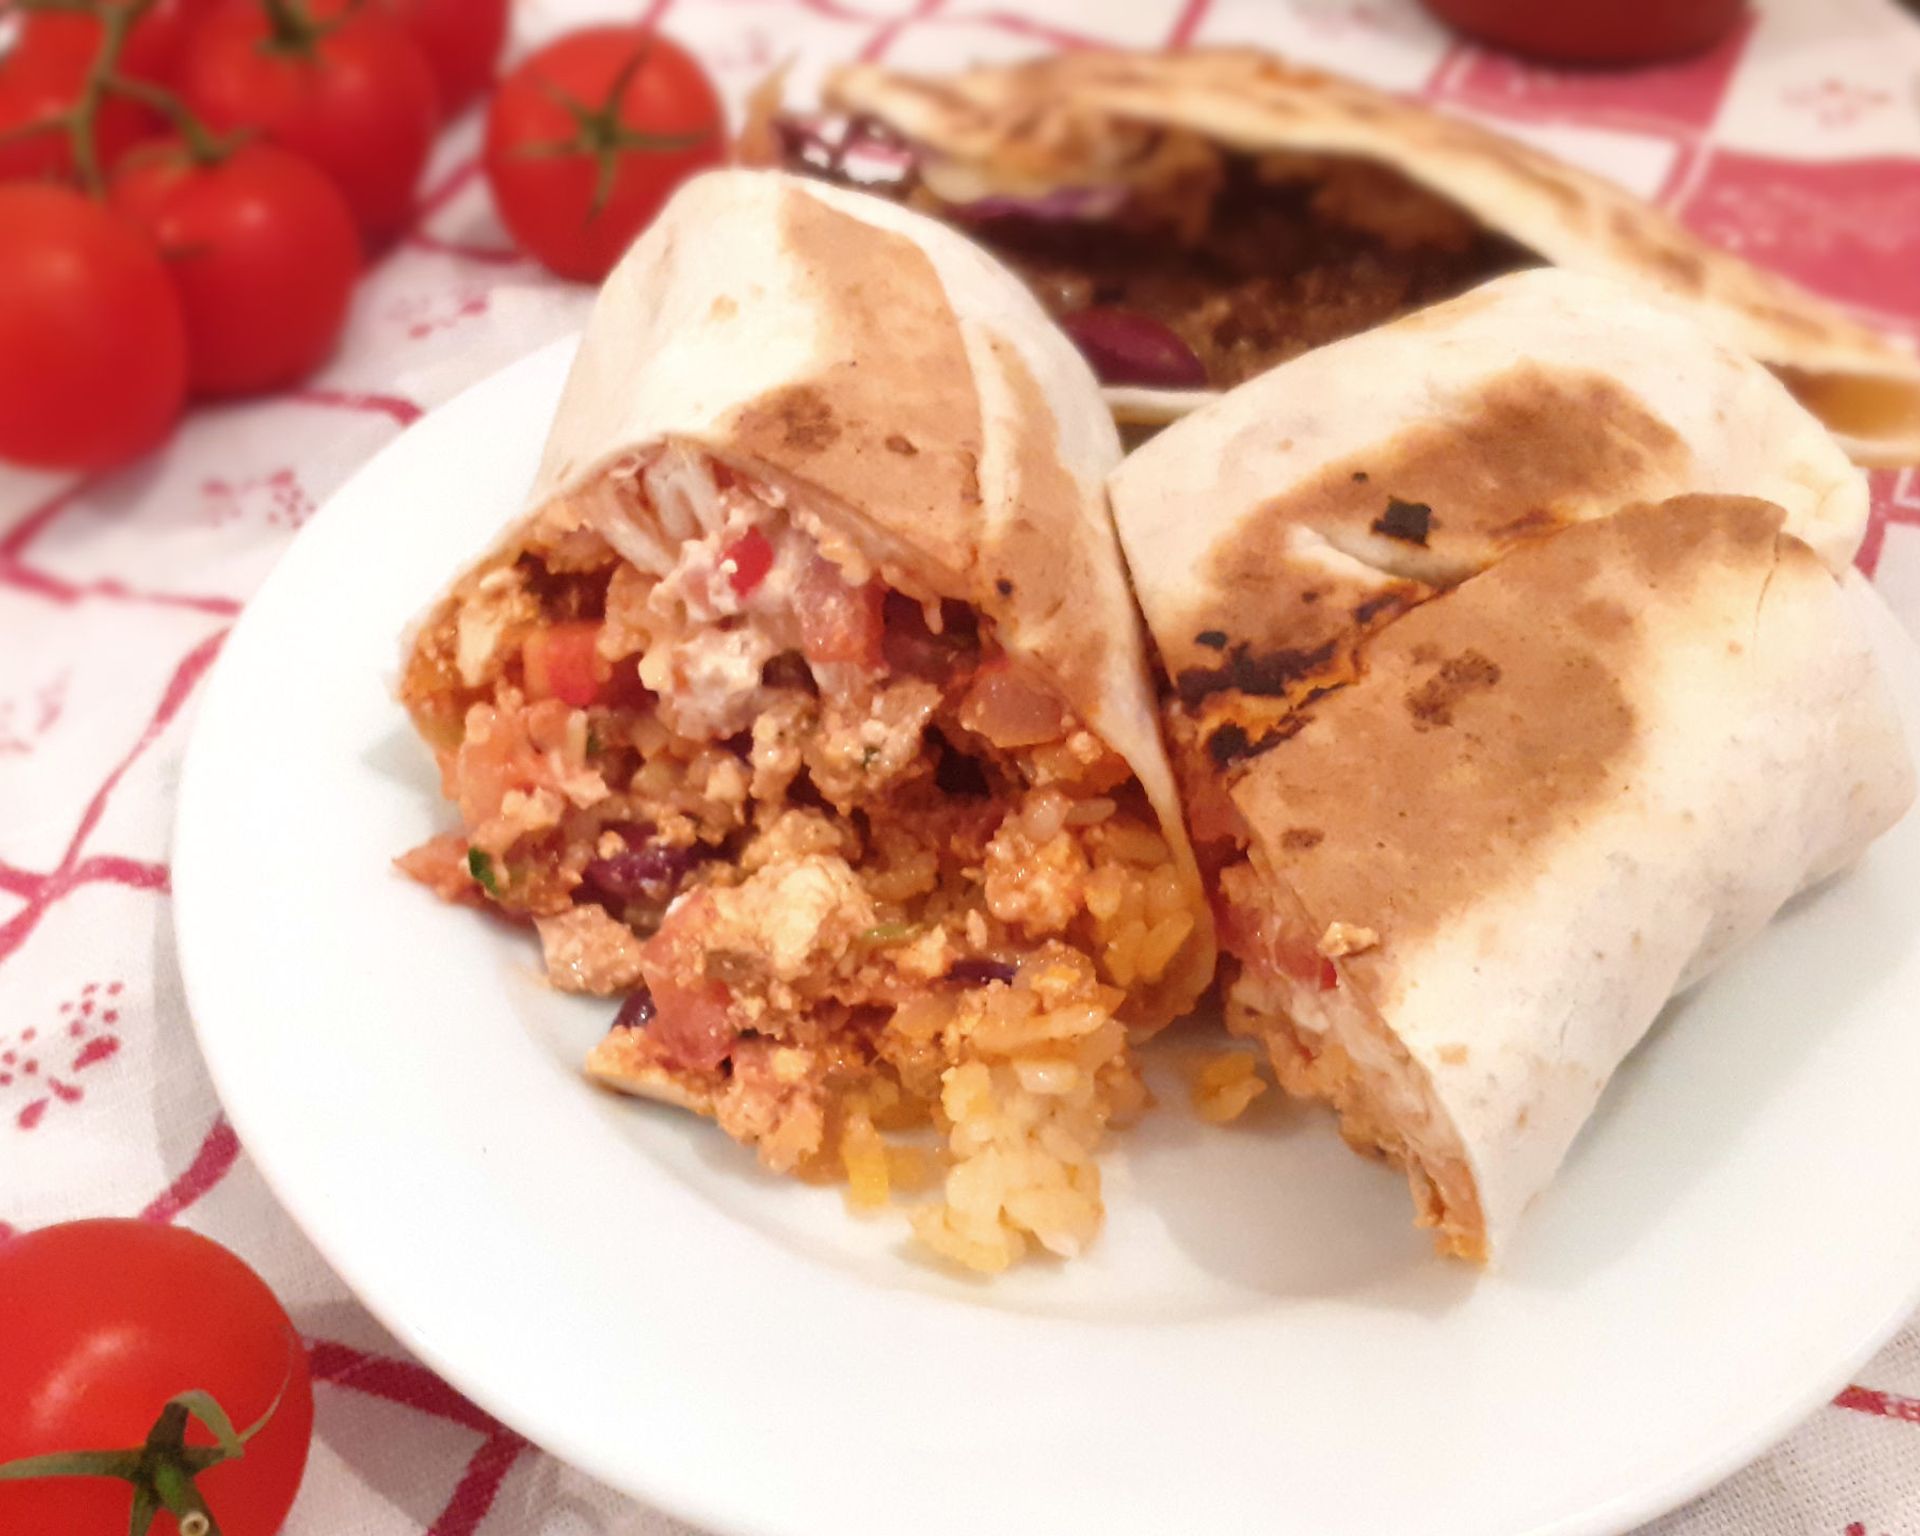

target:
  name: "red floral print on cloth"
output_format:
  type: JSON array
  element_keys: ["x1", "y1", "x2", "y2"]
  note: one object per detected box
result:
[
  {"x1": 0, "y1": 672, "x2": 67, "y2": 757},
  {"x1": 200, "y1": 469, "x2": 316, "y2": 532},
  {"x1": 1784, "y1": 79, "x2": 1894, "y2": 131},
  {"x1": 389, "y1": 285, "x2": 492, "y2": 341},
  {"x1": 3, "y1": 980, "x2": 125, "y2": 1131}
]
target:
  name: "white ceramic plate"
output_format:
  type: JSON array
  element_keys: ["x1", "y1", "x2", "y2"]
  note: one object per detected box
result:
[{"x1": 176, "y1": 336, "x2": 1920, "y2": 1536}]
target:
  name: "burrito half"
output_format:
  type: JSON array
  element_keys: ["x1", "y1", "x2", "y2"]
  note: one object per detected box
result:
[
  {"x1": 1108, "y1": 276, "x2": 1913, "y2": 1259},
  {"x1": 772, "y1": 49, "x2": 1920, "y2": 467},
  {"x1": 397, "y1": 169, "x2": 1212, "y2": 1273}
]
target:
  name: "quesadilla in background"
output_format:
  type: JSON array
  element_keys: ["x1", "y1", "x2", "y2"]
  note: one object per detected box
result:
[
  {"x1": 766, "y1": 49, "x2": 1920, "y2": 467},
  {"x1": 396, "y1": 169, "x2": 1212, "y2": 1274},
  {"x1": 1107, "y1": 272, "x2": 1914, "y2": 1261}
]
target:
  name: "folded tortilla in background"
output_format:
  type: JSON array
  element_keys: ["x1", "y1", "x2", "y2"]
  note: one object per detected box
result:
[
  {"x1": 397, "y1": 168, "x2": 1212, "y2": 1274},
  {"x1": 803, "y1": 49, "x2": 1920, "y2": 467},
  {"x1": 1107, "y1": 271, "x2": 1915, "y2": 1261}
]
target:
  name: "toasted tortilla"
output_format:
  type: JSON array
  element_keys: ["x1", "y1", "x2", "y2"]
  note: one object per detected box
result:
[
  {"x1": 1218, "y1": 497, "x2": 1913, "y2": 1258},
  {"x1": 1112, "y1": 268, "x2": 1869, "y2": 763},
  {"x1": 826, "y1": 49, "x2": 1920, "y2": 467},
  {"x1": 414, "y1": 168, "x2": 1213, "y2": 1021}
]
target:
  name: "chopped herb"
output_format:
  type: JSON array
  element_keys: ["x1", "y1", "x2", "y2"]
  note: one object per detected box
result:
[
  {"x1": 861, "y1": 745, "x2": 881, "y2": 769},
  {"x1": 860, "y1": 921, "x2": 921, "y2": 946},
  {"x1": 467, "y1": 848, "x2": 500, "y2": 896},
  {"x1": 585, "y1": 726, "x2": 602, "y2": 756}
]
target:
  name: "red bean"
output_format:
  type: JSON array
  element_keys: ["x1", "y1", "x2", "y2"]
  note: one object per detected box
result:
[{"x1": 1058, "y1": 307, "x2": 1209, "y2": 389}]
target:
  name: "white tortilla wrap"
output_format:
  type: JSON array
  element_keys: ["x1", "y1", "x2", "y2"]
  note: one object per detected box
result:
[{"x1": 826, "y1": 50, "x2": 1920, "y2": 467}]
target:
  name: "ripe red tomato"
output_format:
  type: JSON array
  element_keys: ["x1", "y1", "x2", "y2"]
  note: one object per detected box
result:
[
  {"x1": 112, "y1": 141, "x2": 362, "y2": 397},
  {"x1": 1419, "y1": 0, "x2": 1743, "y2": 64},
  {"x1": 0, "y1": 1220, "x2": 313, "y2": 1536},
  {"x1": 0, "y1": 185, "x2": 186, "y2": 469},
  {"x1": 0, "y1": 33, "x2": 159, "y2": 184},
  {"x1": 376, "y1": 0, "x2": 510, "y2": 115},
  {"x1": 22, "y1": 0, "x2": 219, "y2": 91},
  {"x1": 178, "y1": 0, "x2": 440, "y2": 245},
  {"x1": 484, "y1": 26, "x2": 725, "y2": 282}
]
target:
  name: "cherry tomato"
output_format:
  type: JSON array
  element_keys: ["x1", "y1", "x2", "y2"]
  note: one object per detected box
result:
[
  {"x1": 522, "y1": 621, "x2": 608, "y2": 707},
  {"x1": 0, "y1": 33, "x2": 159, "y2": 184},
  {"x1": 178, "y1": 0, "x2": 439, "y2": 245},
  {"x1": 112, "y1": 141, "x2": 361, "y2": 397},
  {"x1": 0, "y1": 185, "x2": 186, "y2": 469},
  {"x1": 484, "y1": 26, "x2": 725, "y2": 282},
  {"x1": 373, "y1": 0, "x2": 509, "y2": 115},
  {"x1": 1419, "y1": 0, "x2": 1743, "y2": 64},
  {"x1": 21, "y1": 0, "x2": 219, "y2": 91},
  {"x1": 0, "y1": 1219, "x2": 313, "y2": 1536}
]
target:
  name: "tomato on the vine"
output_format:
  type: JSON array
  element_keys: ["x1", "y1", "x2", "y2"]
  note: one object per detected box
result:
[
  {"x1": 484, "y1": 26, "x2": 725, "y2": 282},
  {"x1": 113, "y1": 140, "x2": 362, "y2": 397},
  {"x1": 0, "y1": 1220, "x2": 313, "y2": 1536},
  {"x1": 375, "y1": 0, "x2": 510, "y2": 116},
  {"x1": 0, "y1": 31, "x2": 159, "y2": 184},
  {"x1": 21, "y1": 0, "x2": 219, "y2": 91},
  {"x1": 0, "y1": 185, "x2": 186, "y2": 470},
  {"x1": 178, "y1": 0, "x2": 439, "y2": 245}
]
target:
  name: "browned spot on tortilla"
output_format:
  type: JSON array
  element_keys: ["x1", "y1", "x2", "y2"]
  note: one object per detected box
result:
[
  {"x1": 1404, "y1": 650, "x2": 1502, "y2": 730},
  {"x1": 978, "y1": 334, "x2": 1110, "y2": 717},
  {"x1": 756, "y1": 385, "x2": 840, "y2": 452},
  {"x1": 721, "y1": 189, "x2": 985, "y2": 585},
  {"x1": 1572, "y1": 598, "x2": 1633, "y2": 640},
  {"x1": 708, "y1": 294, "x2": 738, "y2": 321},
  {"x1": 1231, "y1": 498, "x2": 1789, "y2": 956},
  {"x1": 1174, "y1": 361, "x2": 1687, "y2": 690},
  {"x1": 885, "y1": 434, "x2": 918, "y2": 455},
  {"x1": 1280, "y1": 827, "x2": 1324, "y2": 851}
]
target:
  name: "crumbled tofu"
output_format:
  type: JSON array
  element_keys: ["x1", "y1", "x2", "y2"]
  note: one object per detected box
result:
[
  {"x1": 705, "y1": 855, "x2": 877, "y2": 982},
  {"x1": 983, "y1": 816, "x2": 1089, "y2": 936},
  {"x1": 455, "y1": 566, "x2": 538, "y2": 687},
  {"x1": 537, "y1": 906, "x2": 649, "y2": 994},
  {"x1": 1318, "y1": 921, "x2": 1380, "y2": 959}
]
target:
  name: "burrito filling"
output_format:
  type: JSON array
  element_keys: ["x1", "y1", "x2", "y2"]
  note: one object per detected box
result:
[
  {"x1": 772, "y1": 116, "x2": 1531, "y2": 393},
  {"x1": 1212, "y1": 855, "x2": 1484, "y2": 1259},
  {"x1": 399, "y1": 445, "x2": 1196, "y2": 1272}
]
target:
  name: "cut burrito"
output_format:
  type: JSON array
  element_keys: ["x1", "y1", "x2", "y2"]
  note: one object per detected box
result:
[
  {"x1": 397, "y1": 169, "x2": 1212, "y2": 1273},
  {"x1": 763, "y1": 49, "x2": 1920, "y2": 467},
  {"x1": 1108, "y1": 272, "x2": 1914, "y2": 1260}
]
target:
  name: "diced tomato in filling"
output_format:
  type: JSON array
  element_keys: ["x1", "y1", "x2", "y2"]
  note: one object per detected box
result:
[
  {"x1": 639, "y1": 898, "x2": 740, "y2": 1072},
  {"x1": 722, "y1": 527, "x2": 774, "y2": 596},
  {"x1": 796, "y1": 555, "x2": 885, "y2": 668},
  {"x1": 1217, "y1": 879, "x2": 1337, "y2": 991},
  {"x1": 958, "y1": 657, "x2": 1070, "y2": 748},
  {"x1": 523, "y1": 621, "x2": 608, "y2": 708}
]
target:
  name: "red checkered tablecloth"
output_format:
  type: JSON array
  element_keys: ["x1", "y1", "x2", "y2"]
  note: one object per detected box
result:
[{"x1": 5, "y1": 2, "x2": 1920, "y2": 1532}]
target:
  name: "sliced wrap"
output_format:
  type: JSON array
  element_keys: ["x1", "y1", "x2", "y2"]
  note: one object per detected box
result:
[
  {"x1": 801, "y1": 49, "x2": 1920, "y2": 466},
  {"x1": 1107, "y1": 276, "x2": 1914, "y2": 1260},
  {"x1": 398, "y1": 169, "x2": 1212, "y2": 1274}
]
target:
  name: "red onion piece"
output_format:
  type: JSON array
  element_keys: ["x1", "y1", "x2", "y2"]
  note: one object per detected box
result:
[
  {"x1": 945, "y1": 957, "x2": 1019, "y2": 987},
  {"x1": 611, "y1": 989, "x2": 657, "y2": 1031},
  {"x1": 1058, "y1": 307, "x2": 1209, "y2": 389},
  {"x1": 949, "y1": 185, "x2": 1129, "y2": 222}
]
